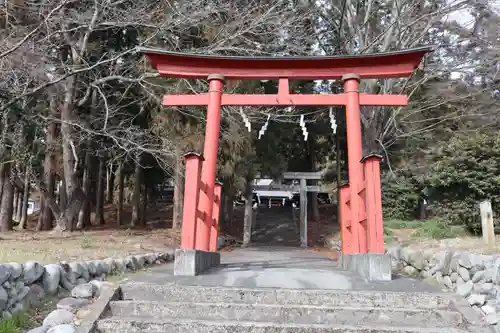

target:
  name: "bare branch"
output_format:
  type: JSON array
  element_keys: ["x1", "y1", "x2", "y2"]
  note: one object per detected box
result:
[{"x1": 0, "y1": 0, "x2": 71, "y2": 60}]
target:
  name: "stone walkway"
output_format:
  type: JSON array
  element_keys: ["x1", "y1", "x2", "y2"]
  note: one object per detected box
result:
[
  {"x1": 131, "y1": 247, "x2": 440, "y2": 293},
  {"x1": 128, "y1": 205, "x2": 441, "y2": 293},
  {"x1": 126, "y1": 207, "x2": 446, "y2": 292}
]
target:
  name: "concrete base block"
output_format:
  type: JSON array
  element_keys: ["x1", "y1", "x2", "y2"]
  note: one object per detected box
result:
[
  {"x1": 341, "y1": 253, "x2": 392, "y2": 281},
  {"x1": 174, "y1": 249, "x2": 221, "y2": 276}
]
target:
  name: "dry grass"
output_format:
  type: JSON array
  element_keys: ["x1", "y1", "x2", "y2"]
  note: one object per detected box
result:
[
  {"x1": 393, "y1": 234, "x2": 500, "y2": 254},
  {"x1": 0, "y1": 228, "x2": 180, "y2": 263},
  {"x1": 383, "y1": 218, "x2": 500, "y2": 254},
  {"x1": 0, "y1": 203, "x2": 180, "y2": 264}
]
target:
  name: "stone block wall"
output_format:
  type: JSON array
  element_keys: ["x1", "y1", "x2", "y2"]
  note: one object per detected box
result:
[
  {"x1": 0, "y1": 251, "x2": 174, "y2": 320},
  {"x1": 387, "y1": 244, "x2": 500, "y2": 327}
]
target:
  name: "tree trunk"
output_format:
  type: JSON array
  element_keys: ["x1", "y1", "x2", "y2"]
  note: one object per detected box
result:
[
  {"x1": 219, "y1": 192, "x2": 226, "y2": 232},
  {"x1": 41, "y1": 170, "x2": 57, "y2": 231},
  {"x1": 363, "y1": 121, "x2": 379, "y2": 155},
  {"x1": 77, "y1": 152, "x2": 92, "y2": 229},
  {"x1": 307, "y1": 141, "x2": 320, "y2": 222},
  {"x1": 116, "y1": 162, "x2": 124, "y2": 225},
  {"x1": 36, "y1": 200, "x2": 45, "y2": 231},
  {"x1": 0, "y1": 163, "x2": 5, "y2": 203},
  {"x1": 141, "y1": 182, "x2": 147, "y2": 227},
  {"x1": 299, "y1": 179, "x2": 308, "y2": 248},
  {"x1": 13, "y1": 187, "x2": 18, "y2": 221},
  {"x1": 19, "y1": 166, "x2": 30, "y2": 229},
  {"x1": 41, "y1": 199, "x2": 54, "y2": 230},
  {"x1": 223, "y1": 194, "x2": 234, "y2": 234},
  {"x1": 310, "y1": 190, "x2": 320, "y2": 221},
  {"x1": 172, "y1": 149, "x2": 183, "y2": 229},
  {"x1": 89, "y1": 155, "x2": 98, "y2": 207},
  {"x1": 38, "y1": 98, "x2": 59, "y2": 232},
  {"x1": 63, "y1": 188, "x2": 86, "y2": 230},
  {"x1": 61, "y1": 77, "x2": 77, "y2": 198},
  {"x1": 59, "y1": 178, "x2": 67, "y2": 211},
  {"x1": 130, "y1": 157, "x2": 142, "y2": 226},
  {"x1": 60, "y1": 76, "x2": 79, "y2": 229},
  {"x1": 242, "y1": 182, "x2": 253, "y2": 246},
  {"x1": 48, "y1": 188, "x2": 86, "y2": 232},
  {"x1": 0, "y1": 164, "x2": 14, "y2": 232},
  {"x1": 106, "y1": 162, "x2": 114, "y2": 204},
  {"x1": 15, "y1": 185, "x2": 22, "y2": 222},
  {"x1": 94, "y1": 156, "x2": 106, "y2": 225}
]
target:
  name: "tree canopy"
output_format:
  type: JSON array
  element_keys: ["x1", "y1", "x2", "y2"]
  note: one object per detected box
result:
[{"x1": 0, "y1": 0, "x2": 498, "y2": 233}]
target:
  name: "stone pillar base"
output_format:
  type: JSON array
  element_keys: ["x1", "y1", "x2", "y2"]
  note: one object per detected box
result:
[
  {"x1": 341, "y1": 253, "x2": 392, "y2": 281},
  {"x1": 174, "y1": 249, "x2": 221, "y2": 276}
]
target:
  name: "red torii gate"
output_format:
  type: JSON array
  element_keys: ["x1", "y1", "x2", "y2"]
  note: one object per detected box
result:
[{"x1": 140, "y1": 46, "x2": 433, "y2": 256}]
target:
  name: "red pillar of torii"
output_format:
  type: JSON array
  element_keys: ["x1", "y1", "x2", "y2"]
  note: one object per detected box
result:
[{"x1": 141, "y1": 46, "x2": 433, "y2": 254}]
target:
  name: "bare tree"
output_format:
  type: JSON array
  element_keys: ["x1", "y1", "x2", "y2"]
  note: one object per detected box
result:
[
  {"x1": 0, "y1": 0, "x2": 323, "y2": 234},
  {"x1": 18, "y1": 165, "x2": 30, "y2": 229},
  {"x1": 38, "y1": 95, "x2": 58, "y2": 230},
  {"x1": 130, "y1": 155, "x2": 142, "y2": 227},
  {"x1": 172, "y1": 148, "x2": 183, "y2": 229},
  {"x1": 77, "y1": 151, "x2": 93, "y2": 229},
  {"x1": 313, "y1": 0, "x2": 497, "y2": 154},
  {"x1": 0, "y1": 163, "x2": 14, "y2": 232},
  {"x1": 106, "y1": 162, "x2": 114, "y2": 204},
  {"x1": 94, "y1": 155, "x2": 106, "y2": 225},
  {"x1": 242, "y1": 180, "x2": 254, "y2": 246},
  {"x1": 116, "y1": 161, "x2": 125, "y2": 225}
]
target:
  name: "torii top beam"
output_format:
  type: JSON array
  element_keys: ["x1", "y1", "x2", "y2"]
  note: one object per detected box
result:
[{"x1": 138, "y1": 46, "x2": 434, "y2": 80}]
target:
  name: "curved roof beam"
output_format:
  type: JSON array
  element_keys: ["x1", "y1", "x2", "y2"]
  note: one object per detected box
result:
[{"x1": 138, "y1": 46, "x2": 435, "y2": 80}]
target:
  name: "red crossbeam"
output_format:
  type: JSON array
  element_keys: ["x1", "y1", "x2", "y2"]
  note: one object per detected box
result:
[{"x1": 163, "y1": 93, "x2": 407, "y2": 107}]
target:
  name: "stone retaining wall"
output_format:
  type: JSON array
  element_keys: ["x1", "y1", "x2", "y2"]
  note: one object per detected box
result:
[
  {"x1": 387, "y1": 244, "x2": 500, "y2": 327},
  {"x1": 0, "y1": 250, "x2": 174, "y2": 320}
]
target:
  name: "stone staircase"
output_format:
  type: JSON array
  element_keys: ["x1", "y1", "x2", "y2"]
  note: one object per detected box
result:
[
  {"x1": 252, "y1": 207, "x2": 301, "y2": 246},
  {"x1": 96, "y1": 282, "x2": 487, "y2": 333}
]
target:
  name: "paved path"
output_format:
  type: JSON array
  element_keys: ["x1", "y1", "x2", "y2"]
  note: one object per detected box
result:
[{"x1": 131, "y1": 247, "x2": 440, "y2": 293}]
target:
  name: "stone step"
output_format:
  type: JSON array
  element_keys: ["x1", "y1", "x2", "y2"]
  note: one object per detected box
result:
[
  {"x1": 120, "y1": 283, "x2": 450, "y2": 309},
  {"x1": 97, "y1": 317, "x2": 470, "y2": 333},
  {"x1": 109, "y1": 300, "x2": 464, "y2": 328}
]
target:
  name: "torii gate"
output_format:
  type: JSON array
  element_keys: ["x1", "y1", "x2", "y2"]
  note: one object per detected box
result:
[{"x1": 140, "y1": 47, "x2": 433, "y2": 271}]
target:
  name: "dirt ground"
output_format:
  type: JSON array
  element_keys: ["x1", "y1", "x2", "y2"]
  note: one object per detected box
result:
[
  {"x1": 5, "y1": 200, "x2": 495, "y2": 264},
  {"x1": 307, "y1": 204, "x2": 340, "y2": 246},
  {"x1": 0, "y1": 203, "x2": 181, "y2": 263}
]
